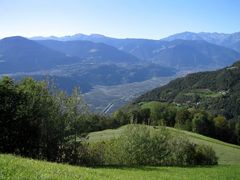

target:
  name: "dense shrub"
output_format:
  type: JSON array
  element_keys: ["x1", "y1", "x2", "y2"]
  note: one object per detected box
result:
[
  {"x1": 114, "y1": 125, "x2": 170, "y2": 165},
  {"x1": 167, "y1": 137, "x2": 197, "y2": 166},
  {"x1": 194, "y1": 145, "x2": 218, "y2": 165}
]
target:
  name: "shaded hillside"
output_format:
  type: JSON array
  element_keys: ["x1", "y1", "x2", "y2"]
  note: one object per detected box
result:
[
  {"x1": 12, "y1": 75, "x2": 92, "y2": 93},
  {"x1": 37, "y1": 40, "x2": 140, "y2": 64},
  {"x1": 0, "y1": 37, "x2": 79, "y2": 73},
  {"x1": 135, "y1": 61, "x2": 240, "y2": 120},
  {"x1": 115, "y1": 39, "x2": 240, "y2": 69},
  {"x1": 231, "y1": 41, "x2": 240, "y2": 52}
]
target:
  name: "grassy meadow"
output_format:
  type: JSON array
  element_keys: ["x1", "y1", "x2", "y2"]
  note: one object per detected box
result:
[{"x1": 1, "y1": 154, "x2": 240, "y2": 180}]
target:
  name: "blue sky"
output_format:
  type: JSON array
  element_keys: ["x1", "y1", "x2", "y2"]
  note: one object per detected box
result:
[{"x1": 0, "y1": 0, "x2": 240, "y2": 39}]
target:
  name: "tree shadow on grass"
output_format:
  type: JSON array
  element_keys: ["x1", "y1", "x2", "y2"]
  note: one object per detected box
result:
[
  {"x1": 91, "y1": 165, "x2": 161, "y2": 171},
  {"x1": 90, "y1": 164, "x2": 218, "y2": 171}
]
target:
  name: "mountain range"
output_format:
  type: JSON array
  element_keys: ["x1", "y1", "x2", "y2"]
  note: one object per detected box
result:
[
  {"x1": 31, "y1": 32, "x2": 240, "y2": 69},
  {"x1": 32, "y1": 31, "x2": 240, "y2": 53},
  {"x1": 163, "y1": 31, "x2": 240, "y2": 52},
  {"x1": 36, "y1": 40, "x2": 139, "y2": 64},
  {"x1": 1, "y1": 32, "x2": 240, "y2": 75}
]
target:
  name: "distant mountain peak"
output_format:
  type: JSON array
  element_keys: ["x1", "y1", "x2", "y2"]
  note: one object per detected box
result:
[
  {"x1": 163, "y1": 31, "x2": 240, "y2": 50},
  {"x1": 2, "y1": 36, "x2": 28, "y2": 41},
  {"x1": 89, "y1": 34, "x2": 107, "y2": 38}
]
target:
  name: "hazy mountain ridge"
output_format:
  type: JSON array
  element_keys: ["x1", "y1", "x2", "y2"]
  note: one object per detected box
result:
[
  {"x1": 0, "y1": 36, "x2": 80, "y2": 73},
  {"x1": 163, "y1": 31, "x2": 240, "y2": 52},
  {"x1": 32, "y1": 33, "x2": 240, "y2": 69},
  {"x1": 32, "y1": 31, "x2": 240, "y2": 52},
  {"x1": 37, "y1": 40, "x2": 140, "y2": 64},
  {"x1": 109, "y1": 39, "x2": 240, "y2": 69}
]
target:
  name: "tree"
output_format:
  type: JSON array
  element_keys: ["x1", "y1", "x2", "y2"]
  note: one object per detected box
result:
[
  {"x1": 149, "y1": 103, "x2": 176, "y2": 126},
  {"x1": 213, "y1": 115, "x2": 230, "y2": 141},
  {"x1": 65, "y1": 87, "x2": 88, "y2": 164},
  {"x1": 192, "y1": 112, "x2": 214, "y2": 136},
  {"x1": 113, "y1": 110, "x2": 129, "y2": 125},
  {"x1": 139, "y1": 108, "x2": 151, "y2": 125},
  {"x1": 235, "y1": 121, "x2": 240, "y2": 144},
  {"x1": 175, "y1": 109, "x2": 192, "y2": 130},
  {"x1": 17, "y1": 77, "x2": 61, "y2": 160},
  {"x1": 129, "y1": 110, "x2": 141, "y2": 124},
  {"x1": 0, "y1": 76, "x2": 20, "y2": 153}
]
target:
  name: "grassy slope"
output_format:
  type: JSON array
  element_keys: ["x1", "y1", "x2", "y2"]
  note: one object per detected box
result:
[
  {"x1": 0, "y1": 154, "x2": 240, "y2": 180},
  {"x1": 1, "y1": 124, "x2": 240, "y2": 179},
  {"x1": 87, "y1": 125, "x2": 240, "y2": 165}
]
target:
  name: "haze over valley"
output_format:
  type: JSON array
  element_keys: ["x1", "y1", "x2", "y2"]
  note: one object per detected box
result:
[{"x1": 1, "y1": 32, "x2": 240, "y2": 112}]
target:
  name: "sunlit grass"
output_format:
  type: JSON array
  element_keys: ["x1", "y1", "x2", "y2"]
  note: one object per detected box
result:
[{"x1": 1, "y1": 154, "x2": 240, "y2": 180}]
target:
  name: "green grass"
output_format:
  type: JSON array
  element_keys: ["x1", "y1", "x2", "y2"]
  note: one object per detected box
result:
[
  {"x1": 140, "y1": 101, "x2": 187, "y2": 110},
  {"x1": 184, "y1": 89, "x2": 223, "y2": 98},
  {"x1": 1, "y1": 154, "x2": 240, "y2": 180},
  {"x1": 87, "y1": 125, "x2": 240, "y2": 165}
]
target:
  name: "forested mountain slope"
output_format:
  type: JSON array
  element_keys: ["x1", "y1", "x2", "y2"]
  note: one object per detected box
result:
[{"x1": 135, "y1": 61, "x2": 240, "y2": 120}]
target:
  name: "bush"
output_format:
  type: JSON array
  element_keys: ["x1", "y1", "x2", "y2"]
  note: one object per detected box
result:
[
  {"x1": 167, "y1": 137, "x2": 217, "y2": 166},
  {"x1": 167, "y1": 137, "x2": 197, "y2": 166},
  {"x1": 114, "y1": 125, "x2": 170, "y2": 165},
  {"x1": 195, "y1": 145, "x2": 218, "y2": 165}
]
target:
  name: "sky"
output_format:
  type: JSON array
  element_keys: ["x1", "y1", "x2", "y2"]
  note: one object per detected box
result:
[{"x1": 0, "y1": 0, "x2": 240, "y2": 39}]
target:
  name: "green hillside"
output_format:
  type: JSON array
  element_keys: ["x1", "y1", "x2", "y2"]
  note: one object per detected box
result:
[
  {"x1": 87, "y1": 125, "x2": 240, "y2": 165},
  {"x1": 1, "y1": 154, "x2": 240, "y2": 180},
  {"x1": 135, "y1": 61, "x2": 240, "y2": 121}
]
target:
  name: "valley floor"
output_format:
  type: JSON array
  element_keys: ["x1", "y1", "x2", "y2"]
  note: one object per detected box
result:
[{"x1": 0, "y1": 154, "x2": 240, "y2": 180}]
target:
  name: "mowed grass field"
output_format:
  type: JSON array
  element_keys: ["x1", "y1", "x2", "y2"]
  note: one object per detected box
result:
[
  {"x1": 1, "y1": 154, "x2": 240, "y2": 180},
  {"x1": 1, "y1": 125, "x2": 240, "y2": 179}
]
